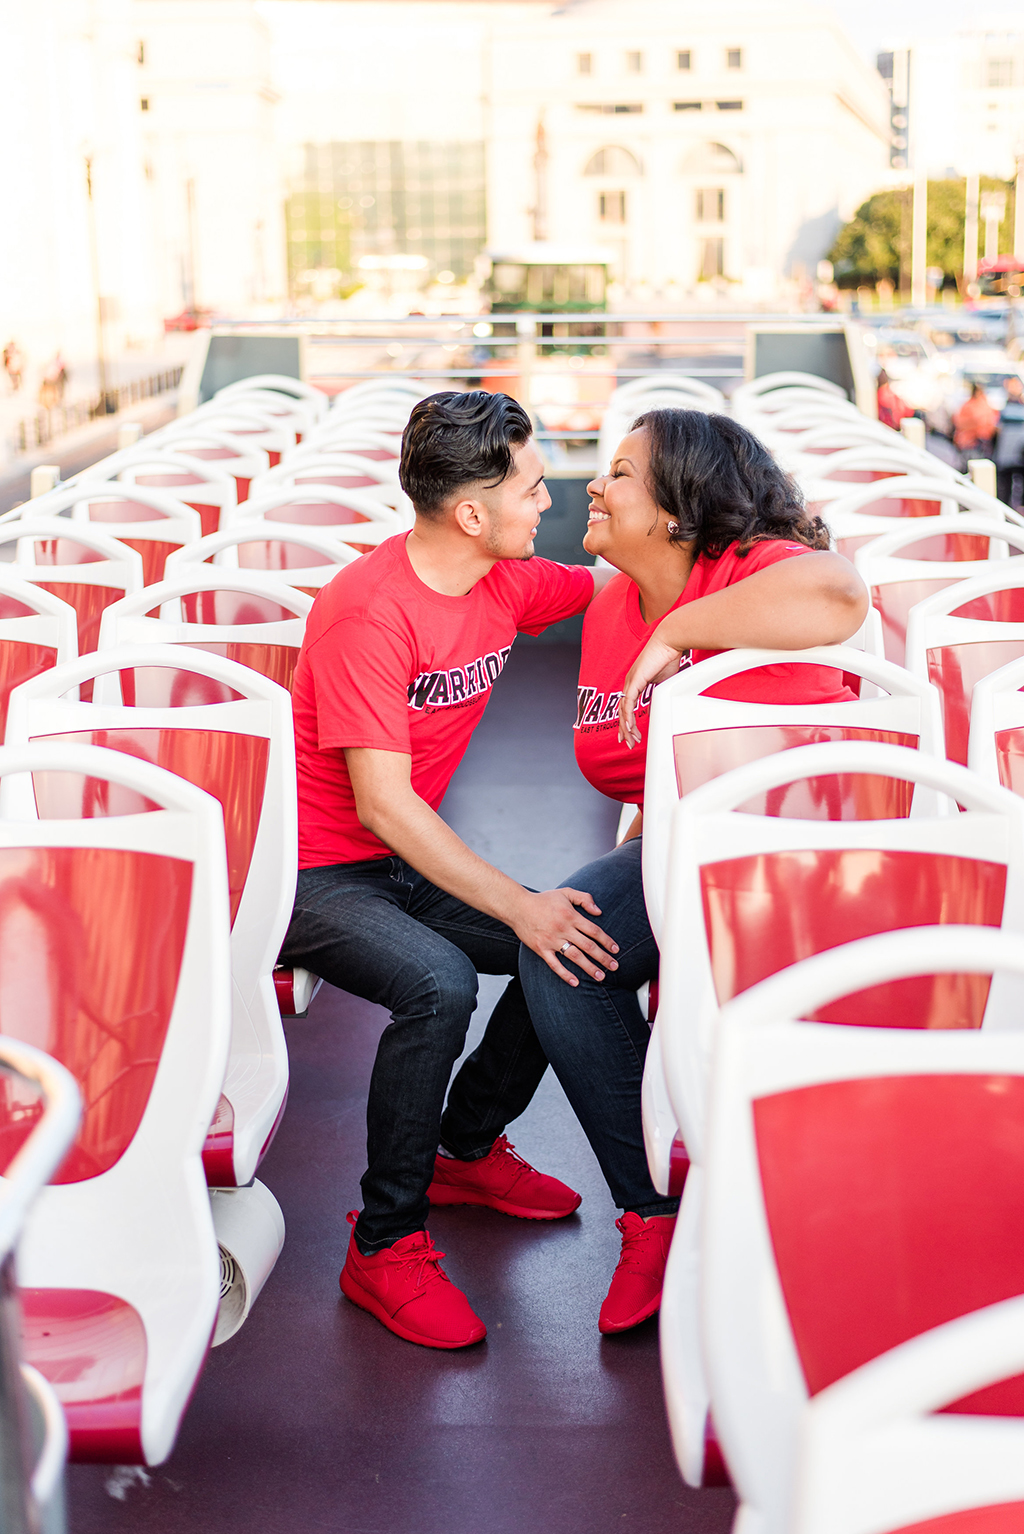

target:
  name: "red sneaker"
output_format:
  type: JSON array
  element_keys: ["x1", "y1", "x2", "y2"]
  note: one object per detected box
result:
[
  {"x1": 598, "y1": 1212, "x2": 676, "y2": 1334},
  {"x1": 339, "y1": 1211, "x2": 486, "y2": 1349},
  {"x1": 427, "y1": 1136, "x2": 582, "y2": 1220}
]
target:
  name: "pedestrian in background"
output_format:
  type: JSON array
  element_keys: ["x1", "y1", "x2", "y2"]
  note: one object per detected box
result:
[
  {"x1": 876, "y1": 368, "x2": 913, "y2": 431},
  {"x1": 2, "y1": 341, "x2": 23, "y2": 394},
  {"x1": 995, "y1": 375, "x2": 1024, "y2": 509},
  {"x1": 38, "y1": 353, "x2": 68, "y2": 411},
  {"x1": 953, "y1": 381, "x2": 999, "y2": 470}
]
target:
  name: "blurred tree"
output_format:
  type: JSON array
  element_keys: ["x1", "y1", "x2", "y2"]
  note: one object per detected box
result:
[{"x1": 828, "y1": 177, "x2": 1016, "y2": 289}]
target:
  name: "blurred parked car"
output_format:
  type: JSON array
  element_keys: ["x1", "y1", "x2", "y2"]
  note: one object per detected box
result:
[
  {"x1": 164, "y1": 307, "x2": 214, "y2": 333},
  {"x1": 863, "y1": 327, "x2": 951, "y2": 416},
  {"x1": 923, "y1": 347, "x2": 1024, "y2": 438},
  {"x1": 923, "y1": 311, "x2": 1013, "y2": 349}
]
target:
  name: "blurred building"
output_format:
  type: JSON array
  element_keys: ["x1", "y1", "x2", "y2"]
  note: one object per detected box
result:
[
  {"x1": 484, "y1": 0, "x2": 891, "y2": 297},
  {"x1": 266, "y1": 0, "x2": 892, "y2": 302},
  {"x1": 0, "y1": 0, "x2": 159, "y2": 379},
  {"x1": 878, "y1": 23, "x2": 1024, "y2": 182},
  {"x1": 0, "y1": 0, "x2": 283, "y2": 396},
  {"x1": 137, "y1": 1, "x2": 286, "y2": 317},
  {"x1": 0, "y1": 0, "x2": 897, "y2": 379},
  {"x1": 285, "y1": 140, "x2": 486, "y2": 296}
]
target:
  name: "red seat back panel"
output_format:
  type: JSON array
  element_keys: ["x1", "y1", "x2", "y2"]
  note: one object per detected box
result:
[
  {"x1": 34, "y1": 582, "x2": 123, "y2": 658},
  {"x1": 135, "y1": 472, "x2": 203, "y2": 488},
  {"x1": 292, "y1": 475, "x2": 376, "y2": 493},
  {"x1": 120, "y1": 538, "x2": 177, "y2": 587},
  {"x1": 928, "y1": 642, "x2": 1024, "y2": 765},
  {"x1": 871, "y1": 578, "x2": 962, "y2": 666},
  {"x1": 237, "y1": 539, "x2": 334, "y2": 571},
  {"x1": 995, "y1": 728, "x2": 1024, "y2": 798},
  {"x1": 754, "y1": 1075, "x2": 1024, "y2": 1414},
  {"x1": 836, "y1": 534, "x2": 876, "y2": 560},
  {"x1": 21, "y1": 1288, "x2": 145, "y2": 1464},
  {"x1": 701, "y1": 848, "x2": 1005, "y2": 1027},
  {"x1": 0, "y1": 846, "x2": 191, "y2": 1180},
  {"x1": 31, "y1": 539, "x2": 104, "y2": 567},
  {"x1": 879, "y1": 1506, "x2": 1024, "y2": 1534},
  {"x1": 132, "y1": 474, "x2": 219, "y2": 534},
  {"x1": 822, "y1": 469, "x2": 893, "y2": 484},
  {"x1": 264, "y1": 500, "x2": 376, "y2": 553},
  {"x1": 179, "y1": 640, "x2": 297, "y2": 691},
  {"x1": 892, "y1": 534, "x2": 993, "y2": 562},
  {"x1": 176, "y1": 590, "x2": 295, "y2": 625},
  {"x1": 180, "y1": 450, "x2": 249, "y2": 503},
  {"x1": 42, "y1": 728, "x2": 268, "y2": 924},
  {"x1": 0, "y1": 641, "x2": 58, "y2": 737},
  {"x1": 116, "y1": 665, "x2": 245, "y2": 708},
  {"x1": 674, "y1": 726, "x2": 919, "y2": 817},
  {"x1": 81, "y1": 499, "x2": 165, "y2": 526},
  {"x1": 953, "y1": 591, "x2": 1024, "y2": 623}
]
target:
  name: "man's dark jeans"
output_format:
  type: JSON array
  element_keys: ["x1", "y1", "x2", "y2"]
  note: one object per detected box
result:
[{"x1": 280, "y1": 857, "x2": 548, "y2": 1252}]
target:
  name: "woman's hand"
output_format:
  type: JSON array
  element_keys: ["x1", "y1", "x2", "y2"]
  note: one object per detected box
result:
[{"x1": 618, "y1": 632, "x2": 686, "y2": 747}]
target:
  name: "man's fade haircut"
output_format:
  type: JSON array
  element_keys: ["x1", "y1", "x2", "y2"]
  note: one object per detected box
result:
[{"x1": 399, "y1": 390, "x2": 533, "y2": 517}]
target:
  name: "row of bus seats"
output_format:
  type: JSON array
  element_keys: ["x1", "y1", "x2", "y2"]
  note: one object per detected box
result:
[
  {"x1": 7, "y1": 359, "x2": 1024, "y2": 1517},
  {"x1": 0, "y1": 373, "x2": 428, "y2": 1487},
  {"x1": 639, "y1": 371, "x2": 1024, "y2": 1534}
]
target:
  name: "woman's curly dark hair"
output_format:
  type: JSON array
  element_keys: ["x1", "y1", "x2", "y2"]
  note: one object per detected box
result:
[{"x1": 631, "y1": 408, "x2": 829, "y2": 558}]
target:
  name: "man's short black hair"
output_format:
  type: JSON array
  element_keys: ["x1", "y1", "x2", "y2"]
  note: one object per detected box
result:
[{"x1": 399, "y1": 390, "x2": 533, "y2": 517}]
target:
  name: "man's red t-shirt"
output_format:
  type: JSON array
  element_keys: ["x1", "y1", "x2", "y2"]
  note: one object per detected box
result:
[
  {"x1": 574, "y1": 539, "x2": 856, "y2": 807},
  {"x1": 294, "y1": 534, "x2": 594, "y2": 867}
]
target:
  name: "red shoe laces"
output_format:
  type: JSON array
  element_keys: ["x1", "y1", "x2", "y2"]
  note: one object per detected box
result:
[
  {"x1": 486, "y1": 1135, "x2": 530, "y2": 1184},
  {"x1": 392, "y1": 1235, "x2": 450, "y2": 1291},
  {"x1": 614, "y1": 1215, "x2": 661, "y2": 1272}
]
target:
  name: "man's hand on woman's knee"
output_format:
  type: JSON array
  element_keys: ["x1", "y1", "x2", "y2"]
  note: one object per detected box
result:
[{"x1": 511, "y1": 887, "x2": 619, "y2": 987}]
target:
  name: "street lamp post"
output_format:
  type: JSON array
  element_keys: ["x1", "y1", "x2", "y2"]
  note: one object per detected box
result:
[
  {"x1": 911, "y1": 170, "x2": 927, "y2": 308},
  {"x1": 964, "y1": 173, "x2": 980, "y2": 285},
  {"x1": 980, "y1": 191, "x2": 1006, "y2": 262},
  {"x1": 84, "y1": 155, "x2": 112, "y2": 414},
  {"x1": 909, "y1": 46, "x2": 927, "y2": 308}
]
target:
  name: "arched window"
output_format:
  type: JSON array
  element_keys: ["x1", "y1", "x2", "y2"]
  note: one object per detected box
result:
[
  {"x1": 584, "y1": 146, "x2": 643, "y2": 177},
  {"x1": 681, "y1": 141, "x2": 742, "y2": 175}
]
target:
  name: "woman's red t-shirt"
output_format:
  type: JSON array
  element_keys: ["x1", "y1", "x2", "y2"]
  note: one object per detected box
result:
[{"x1": 574, "y1": 539, "x2": 856, "y2": 806}]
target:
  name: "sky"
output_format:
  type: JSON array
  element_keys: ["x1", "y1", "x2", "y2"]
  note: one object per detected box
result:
[{"x1": 820, "y1": 0, "x2": 1018, "y2": 62}]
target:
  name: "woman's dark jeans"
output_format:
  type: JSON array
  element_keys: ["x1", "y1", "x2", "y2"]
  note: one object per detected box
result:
[
  {"x1": 280, "y1": 857, "x2": 549, "y2": 1252},
  {"x1": 519, "y1": 836, "x2": 678, "y2": 1220}
]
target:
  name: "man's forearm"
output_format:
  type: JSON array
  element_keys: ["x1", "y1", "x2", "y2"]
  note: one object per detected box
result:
[{"x1": 362, "y1": 791, "x2": 528, "y2": 926}]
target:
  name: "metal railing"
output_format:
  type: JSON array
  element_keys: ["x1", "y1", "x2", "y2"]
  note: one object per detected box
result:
[
  {"x1": 200, "y1": 312, "x2": 852, "y2": 450},
  {"x1": 14, "y1": 366, "x2": 183, "y2": 453}
]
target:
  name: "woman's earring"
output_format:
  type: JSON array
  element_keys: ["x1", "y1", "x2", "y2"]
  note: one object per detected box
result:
[{"x1": 666, "y1": 521, "x2": 679, "y2": 534}]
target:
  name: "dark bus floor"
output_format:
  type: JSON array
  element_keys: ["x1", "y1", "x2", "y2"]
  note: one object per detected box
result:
[{"x1": 65, "y1": 643, "x2": 736, "y2": 1534}]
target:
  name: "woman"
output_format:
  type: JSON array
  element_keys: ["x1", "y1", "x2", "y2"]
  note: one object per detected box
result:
[
  {"x1": 518, "y1": 409, "x2": 867, "y2": 1334},
  {"x1": 876, "y1": 368, "x2": 913, "y2": 432}
]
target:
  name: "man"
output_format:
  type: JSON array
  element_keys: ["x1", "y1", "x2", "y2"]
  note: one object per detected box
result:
[
  {"x1": 953, "y1": 381, "x2": 999, "y2": 470},
  {"x1": 995, "y1": 374, "x2": 1024, "y2": 510},
  {"x1": 280, "y1": 390, "x2": 618, "y2": 1350}
]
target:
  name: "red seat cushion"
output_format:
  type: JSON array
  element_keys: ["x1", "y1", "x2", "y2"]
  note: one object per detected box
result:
[
  {"x1": 202, "y1": 1093, "x2": 235, "y2": 1185},
  {"x1": 21, "y1": 1289, "x2": 146, "y2": 1463},
  {"x1": 883, "y1": 1507, "x2": 1024, "y2": 1534}
]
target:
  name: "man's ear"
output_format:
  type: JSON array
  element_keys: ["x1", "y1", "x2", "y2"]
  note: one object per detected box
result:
[{"x1": 451, "y1": 496, "x2": 487, "y2": 538}]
